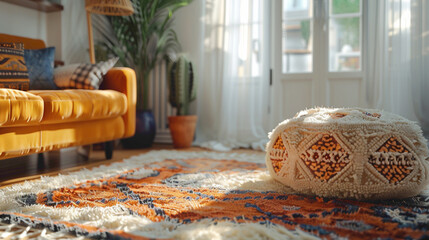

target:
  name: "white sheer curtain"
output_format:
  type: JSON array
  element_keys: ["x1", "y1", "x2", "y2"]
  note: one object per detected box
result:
[
  {"x1": 367, "y1": 0, "x2": 429, "y2": 138},
  {"x1": 410, "y1": 0, "x2": 429, "y2": 138},
  {"x1": 195, "y1": 0, "x2": 271, "y2": 151}
]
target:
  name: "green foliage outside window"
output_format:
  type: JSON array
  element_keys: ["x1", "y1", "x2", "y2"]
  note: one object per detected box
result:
[
  {"x1": 299, "y1": 0, "x2": 360, "y2": 50},
  {"x1": 334, "y1": 17, "x2": 360, "y2": 50},
  {"x1": 300, "y1": 20, "x2": 310, "y2": 47},
  {"x1": 332, "y1": 0, "x2": 360, "y2": 50},
  {"x1": 332, "y1": 0, "x2": 360, "y2": 14}
]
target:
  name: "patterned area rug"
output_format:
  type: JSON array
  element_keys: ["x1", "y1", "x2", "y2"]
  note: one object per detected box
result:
[{"x1": 0, "y1": 150, "x2": 428, "y2": 239}]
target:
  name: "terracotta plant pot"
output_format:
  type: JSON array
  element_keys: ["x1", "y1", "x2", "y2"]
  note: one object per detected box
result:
[{"x1": 168, "y1": 115, "x2": 197, "y2": 148}]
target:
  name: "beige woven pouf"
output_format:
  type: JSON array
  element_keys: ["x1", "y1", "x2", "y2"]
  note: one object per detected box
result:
[{"x1": 266, "y1": 108, "x2": 429, "y2": 199}]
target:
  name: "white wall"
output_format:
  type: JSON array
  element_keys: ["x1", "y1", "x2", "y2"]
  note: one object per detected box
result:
[
  {"x1": 58, "y1": 0, "x2": 89, "y2": 64},
  {"x1": 0, "y1": 2, "x2": 48, "y2": 41},
  {"x1": 46, "y1": 11, "x2": 62, "y2": 61},
  {"x1": 172, "y1": 0, "x2": 204, "y2": 115},
  {"x1": 0, "y1": 0, "x2": 89, "y2": 64},
  {"x1": 0, "y1": 0, "x2": 202, "y2": 66},
  {"x1": 173, "y1": 0, "x2": 204, "y2": 67}
]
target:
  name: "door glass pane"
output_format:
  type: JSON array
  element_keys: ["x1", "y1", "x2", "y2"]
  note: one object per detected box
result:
[
  {"x1": 331, "y1": 0, "x2": 360, "y2": 15},
  {"x1": 282, "y1": 0, "x2": 313, "y2": 73},
  {"x1": 329, "y1": 17, "x2": 361, "y2": 71},
  {"x1": 329, "y1": 0, "x2": 361, "y2": 72}
]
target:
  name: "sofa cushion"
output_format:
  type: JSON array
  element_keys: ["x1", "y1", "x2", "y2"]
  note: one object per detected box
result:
[
  {"x1": 0, "y1": 88, "x2": 44, "y2": 126},
  {"x1": 29, "y1": 89, "x2": 127, "y2": 124}
]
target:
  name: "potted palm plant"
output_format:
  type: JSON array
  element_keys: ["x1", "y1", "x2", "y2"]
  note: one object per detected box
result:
[
  {"x1": 94, "y1": 0, "x2": 192, "y2": 148},
  {"x1": 167, "y1": 56, "x2": 197, "y2": 148}
]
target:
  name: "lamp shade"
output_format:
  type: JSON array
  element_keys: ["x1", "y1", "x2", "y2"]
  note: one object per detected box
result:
[{"x1": 85, "y1": 0, "x2": 134, "y2": 16}]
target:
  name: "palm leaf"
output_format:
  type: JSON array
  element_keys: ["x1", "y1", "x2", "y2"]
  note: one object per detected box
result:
[{"x1": 94, "y1": 0, "x2": 192, "y2": 110}]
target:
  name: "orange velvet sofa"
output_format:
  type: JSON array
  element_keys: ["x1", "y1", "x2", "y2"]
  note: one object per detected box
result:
[{"x1": 0, "y1": 34, "x2": 136, "y2": 160}]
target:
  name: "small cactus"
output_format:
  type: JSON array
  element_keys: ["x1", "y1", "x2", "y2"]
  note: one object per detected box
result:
[{"x1": 167, "y1": 56, "x2": 197, "y2": 115}]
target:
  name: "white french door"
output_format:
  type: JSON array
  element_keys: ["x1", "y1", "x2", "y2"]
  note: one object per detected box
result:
[{"x1": 270, "y1": 0, "x2": 368, "y2": 125}]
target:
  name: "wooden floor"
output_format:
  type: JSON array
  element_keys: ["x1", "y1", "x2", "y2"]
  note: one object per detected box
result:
[
  {"x1": 0, "y1": 144, "x2": 260, "y2": 188},
  {"x1": 0, "y1": 144, "x2": 174, "y2": 188}
]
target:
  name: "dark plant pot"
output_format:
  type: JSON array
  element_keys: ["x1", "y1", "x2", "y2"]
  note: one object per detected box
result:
[{"x1": 121, "y1": 110, "x2": 156, "y2": 149}]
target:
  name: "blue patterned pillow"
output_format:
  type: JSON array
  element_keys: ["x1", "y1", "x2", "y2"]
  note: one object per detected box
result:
[{"x1": 24, "y1": 47, "x2": 57, "y2": 90}]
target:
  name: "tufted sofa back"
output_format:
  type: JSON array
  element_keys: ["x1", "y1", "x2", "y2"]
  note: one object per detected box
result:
[{"x1": 0, "y1": 33, "x2": 46, "y2": 49}]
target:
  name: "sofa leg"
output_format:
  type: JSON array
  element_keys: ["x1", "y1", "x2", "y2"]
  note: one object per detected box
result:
[{"x1": 104, "y1": 141, "x2": 114, "y2": 160}]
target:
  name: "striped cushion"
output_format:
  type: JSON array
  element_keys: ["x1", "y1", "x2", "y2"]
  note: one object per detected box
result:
[
  {"x1": 0, "y1": 43, "x2": 29, "y2": 90},
  {"x1": 0, "y1": 42, "x2": 24, "y2": 49}
]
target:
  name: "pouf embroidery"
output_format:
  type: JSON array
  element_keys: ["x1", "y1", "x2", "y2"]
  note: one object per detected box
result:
[{"x1": 266, "y1": 108, "x2": 429, "y2": 199}]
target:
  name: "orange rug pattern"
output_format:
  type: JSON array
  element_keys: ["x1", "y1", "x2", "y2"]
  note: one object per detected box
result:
[{"x1": 1, "y1": 156, "x2": 429, "y2": 239}]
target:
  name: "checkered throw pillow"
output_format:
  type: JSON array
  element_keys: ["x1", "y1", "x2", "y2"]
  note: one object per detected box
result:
[{"x1": 54, "y1": 57, "x2": 118, "y2": 90}]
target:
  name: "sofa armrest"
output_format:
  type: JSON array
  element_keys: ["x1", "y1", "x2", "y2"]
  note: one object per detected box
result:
[{"x1": 100, "y1": 67, "x2": 136, "y2": 138}]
